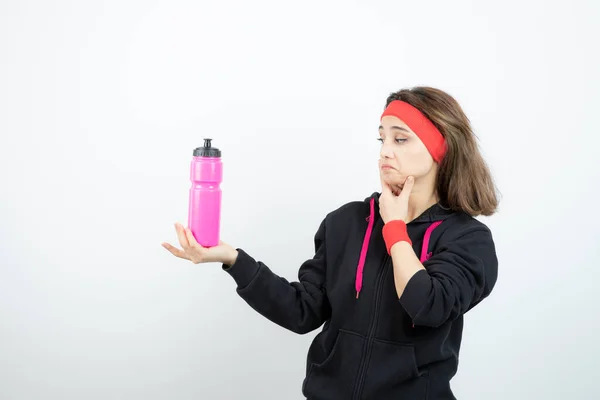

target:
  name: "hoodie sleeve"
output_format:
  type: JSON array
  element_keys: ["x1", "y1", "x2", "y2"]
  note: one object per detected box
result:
[
  {"x1": 221, "y1": 218, "x2": 331, "y2": 334},
  {"x1": 398, "y1": 225, "x2": 498, "y2": 328}
]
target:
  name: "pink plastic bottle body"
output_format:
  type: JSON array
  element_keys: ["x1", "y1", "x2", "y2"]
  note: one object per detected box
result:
[{"x1": 188, "y1": 156, "x2": 222, "y2": 247}]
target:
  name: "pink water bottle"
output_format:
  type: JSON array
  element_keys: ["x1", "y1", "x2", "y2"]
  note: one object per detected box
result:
[{"x1": 188, "y1": 138, "x2": 222, "y2": 247}]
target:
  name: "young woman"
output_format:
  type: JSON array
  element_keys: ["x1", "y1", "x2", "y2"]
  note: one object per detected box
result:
[{"x1": 162, "y1": 86, "x2": 499, "y2": 399}]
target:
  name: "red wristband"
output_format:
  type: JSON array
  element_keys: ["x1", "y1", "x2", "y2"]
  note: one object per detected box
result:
[{"x1": 382, "y1": 220, "x2": 412, "y2": 254}]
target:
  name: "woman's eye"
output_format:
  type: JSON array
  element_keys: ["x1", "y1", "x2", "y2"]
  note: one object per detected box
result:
[{"x1": 378, "y1": 137, "x2": 407, "y2": 144}]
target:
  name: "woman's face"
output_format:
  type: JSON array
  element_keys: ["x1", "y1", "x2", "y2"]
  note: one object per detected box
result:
[{"x1": 378, "y1": 115, "x2": 437, "y2": 190}]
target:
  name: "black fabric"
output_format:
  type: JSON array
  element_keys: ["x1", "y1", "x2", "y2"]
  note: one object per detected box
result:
[{"x1": 223, "y1": 192, "x2": 498, "y2": 399}]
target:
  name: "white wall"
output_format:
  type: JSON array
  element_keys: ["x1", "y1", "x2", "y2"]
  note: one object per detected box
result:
[{"x1": 1, "y1": 0, "x2": 598, "y2": 399}]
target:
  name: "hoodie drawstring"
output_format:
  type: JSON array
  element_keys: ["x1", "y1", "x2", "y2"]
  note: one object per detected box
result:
[
  {"x1": 420, "y1": 220, "x2": 443, "y2": 262},
  {"x1": 355, "y1": 197, "x2": 375, "y2": 298}
]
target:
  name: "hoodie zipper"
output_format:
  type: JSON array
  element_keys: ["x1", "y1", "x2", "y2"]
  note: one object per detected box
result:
[{"x1": 352, "y1": 254, "x2": 390, "y2": 400}]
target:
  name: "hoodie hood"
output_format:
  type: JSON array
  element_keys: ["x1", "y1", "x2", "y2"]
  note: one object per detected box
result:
[{"x1": 355, "y1": 192, "x2": 454, "y2": 298}]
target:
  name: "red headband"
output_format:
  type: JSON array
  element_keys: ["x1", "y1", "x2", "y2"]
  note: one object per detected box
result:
[{"x1": 380, "y1": 100, "x2": 446, "y2": 163}]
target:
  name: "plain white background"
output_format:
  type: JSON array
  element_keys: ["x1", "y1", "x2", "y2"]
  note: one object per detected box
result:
[{"x1": 1, "y1": 0, "x2": 599, "y2": 399}]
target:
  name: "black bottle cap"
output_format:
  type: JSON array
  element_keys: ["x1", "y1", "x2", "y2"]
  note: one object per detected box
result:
[{"x1": 193, "y1": 138, "x2": 221, "y2": 157}]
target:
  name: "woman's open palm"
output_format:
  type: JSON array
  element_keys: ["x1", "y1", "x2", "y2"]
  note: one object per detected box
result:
[{"x1": 162, "y1": 223, "x2": 237, "y2": 265}]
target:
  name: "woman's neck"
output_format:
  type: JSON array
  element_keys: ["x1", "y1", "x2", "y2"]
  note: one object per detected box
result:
[{"x1": 406, "y1": 187, "x2": 438, "y2": 223}]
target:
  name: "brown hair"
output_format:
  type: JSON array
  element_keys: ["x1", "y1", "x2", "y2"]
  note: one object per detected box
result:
[{"x1": 385, "y1": 86, "x2": 499, "y2": 216}]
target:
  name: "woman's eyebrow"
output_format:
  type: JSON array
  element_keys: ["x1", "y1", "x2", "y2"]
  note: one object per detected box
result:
[{"x1": 379, "y1": 125, "x2": 411, "y2": 133}]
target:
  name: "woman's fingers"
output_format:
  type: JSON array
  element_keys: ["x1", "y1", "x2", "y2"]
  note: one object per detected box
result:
[
  {"x1": 184, "y1": 227, "x2": 201, "y2": 249},
  {"x1": 166, "y1": 223, "x2": 225, "y2": 264},
  {"x1": 161, "y1": 242, "x2": 190, "y2": 260},
  {"x1": 399, "y1": 176, "x2": 414, "y2": 200},
  {"x1": 175, "y1": 223, "x2": 190, "y2": 250},
  {"x1": 184, "y1": 228, "x2": 207, "y2": 263}
]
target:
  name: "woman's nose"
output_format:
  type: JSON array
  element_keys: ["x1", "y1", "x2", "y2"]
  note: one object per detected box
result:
[{"x1": 380, "y1": 143, "x2": 394, "y2": 159}]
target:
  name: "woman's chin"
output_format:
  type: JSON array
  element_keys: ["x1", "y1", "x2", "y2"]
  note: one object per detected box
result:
[
  {"x1": 383, "y1": 176, "x2": 405, "y2": 187},
  {"x1": 382, "y1": 179, "x2": 403, "y2": 195}
]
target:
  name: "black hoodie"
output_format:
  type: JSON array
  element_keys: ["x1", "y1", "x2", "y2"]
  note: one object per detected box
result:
[{"x1": 223, "y1": 192, "x2": 498, "y2": 400}]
